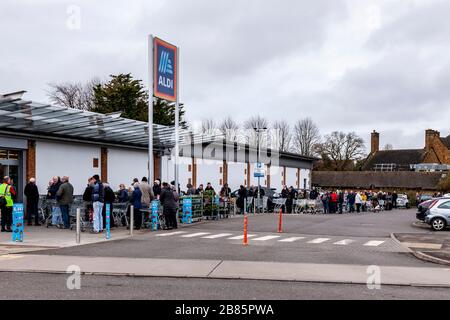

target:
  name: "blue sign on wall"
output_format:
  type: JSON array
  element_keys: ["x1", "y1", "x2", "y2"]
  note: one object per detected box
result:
[
  {"x1": 153, "y1": 37, "x2": 177, "y2": 102},
  {"x1": 12, "y1": 203, "x2": 24, "y2": 242}
]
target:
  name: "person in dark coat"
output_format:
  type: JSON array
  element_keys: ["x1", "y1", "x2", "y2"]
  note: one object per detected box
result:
[
  {"x1": 196, "y1": 184, "x2": 204, "y2": 195},
  {"x1": 24, "y1": 178, "x2": 40, "y2": 226},
  {"x1": 102, "y1": 182, "x2": 116, "y2": 228},
  {"x1": 236, "y1": 185, "x2": 247, "y2": 214},
  {"x1": 392, "y1": 191, "x2": 398, "y2": 209},
  {"x1": 117, "y1": 184, "x2": 129, "y2": 202},
  {"x1": 347, "y1": 191, "x2": 356, "y2": 213},
  {"x1": 338, "y1": 191, "x2": 344, "y2": 214},
  {"x1": 47, "y1": 176, "x2": 61, "y2": 200},
  {"x1": 152, "y1": 179, "x2": 162, "y2": 198},
  {"x1": 160, "y1": 182, "x2": 178, "y2": 230},
  {"x1": 129, "y1": 183, "x2": 142, "y2": 230},
  {"x1": 82, "y1": 177, "x2": 94, "y2": 222}
]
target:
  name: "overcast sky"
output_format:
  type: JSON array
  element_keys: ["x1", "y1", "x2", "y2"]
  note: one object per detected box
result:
[{"x1": 1, "y1": 0, "x2": 449, "y2": 150}]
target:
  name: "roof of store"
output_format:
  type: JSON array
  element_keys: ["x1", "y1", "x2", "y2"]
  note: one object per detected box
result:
[
  {"x1": 0, "y1": 91, "x2": 317, "y2": 162},
  {"x1": 0, "y1": 91, "x2": 219, "y2": 149}
]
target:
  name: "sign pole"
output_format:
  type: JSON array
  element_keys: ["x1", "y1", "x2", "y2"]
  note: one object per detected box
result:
[
  {"x1": 174, "y1": 46, "x2": 180, "y2": 194},
  {"x1": 148, "y1": 34, "x2": 154, "y2": 184}
]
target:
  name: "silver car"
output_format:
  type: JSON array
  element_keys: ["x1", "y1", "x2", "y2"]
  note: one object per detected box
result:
[{"x1": 424, "y1": 197, "x2": 450, "y2": 231}]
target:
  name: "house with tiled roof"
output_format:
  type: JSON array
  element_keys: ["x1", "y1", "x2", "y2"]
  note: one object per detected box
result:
[
  {"x1": 362, "y1": 129, "x2": 450, "y2": 171},
  {"x1": 312, "y1": 129, "x2": 449, "y2": 191}
]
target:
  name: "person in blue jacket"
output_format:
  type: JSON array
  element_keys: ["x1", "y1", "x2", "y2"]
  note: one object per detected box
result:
[{"x1": 130, "y1": 183, "x2": 142, "y2": 230}]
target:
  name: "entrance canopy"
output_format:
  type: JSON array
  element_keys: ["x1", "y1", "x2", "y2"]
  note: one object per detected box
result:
[{"x1": 0, "y1": 91, "x2": 221, "y2": 149}]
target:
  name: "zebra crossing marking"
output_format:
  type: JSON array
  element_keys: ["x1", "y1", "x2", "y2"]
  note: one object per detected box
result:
[
  {"x1": 278, "y1": 237, "x2": 305, "y2": 242},
  {"x1": 181, "y1": 232, "x2": 211, "y2": 238},
  {"x1": 307, "y1": 238, "x2": 331, "y2": 244},
  {"x1": 334, "y1": 239, "x2": 355, "y2": 245},
  {"x1": 202, "y1": 233, "x2": 234, "y2": 239},
  {"x1": 228, "y1": 234, "x2": 256, "y2": 240},
  {"x1": 253, "y1": 235, "x2": 282, "y2": 241},
  {"x1": 364, "y1": 240, "x2": 385, "y2": 247},
  {"x1": 156, "y1": 231, "x2": 187, "y2": 237}
]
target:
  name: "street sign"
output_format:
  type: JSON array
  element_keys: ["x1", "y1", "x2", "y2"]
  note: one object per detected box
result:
[
  {"x1": 254, "y1": 162, "x2": 265, "y2": 178},
  {"x1": 153, "y1": 37, "x2": 177, "y2": 102}
]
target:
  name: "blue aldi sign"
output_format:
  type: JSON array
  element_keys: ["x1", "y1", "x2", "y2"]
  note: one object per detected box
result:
[{"x1": 153, "y1": 37, "x2": 177, "y2": 102}]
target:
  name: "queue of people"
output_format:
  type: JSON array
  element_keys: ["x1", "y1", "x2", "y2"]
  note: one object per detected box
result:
[{"x1": 318, "y1": 190, "x2": 399, "y2": 214}]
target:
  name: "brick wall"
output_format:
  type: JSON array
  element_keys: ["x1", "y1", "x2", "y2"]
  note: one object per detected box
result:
[
  {"x1": 101, "y1": 147, "x2": 108, "y2": 182},
  {"x1": 26, "y1": 139, "x2": 36, "y2": 181},
  {"x1": 423, "y1": 136, "x2": 450, "y2": 165}
]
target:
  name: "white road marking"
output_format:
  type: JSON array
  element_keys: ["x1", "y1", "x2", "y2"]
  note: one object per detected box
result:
[
  {"x1": 278, "y1": 237, "x2": 305, "y2": 242},
  {"x1": 307, "y1": 238, "x2": 331, "y2": 244},
  {"x1": 253, "y1": 235, "x2": 281, "y2": 241},
  {"x1": 334, "y1": 239, "x2": 355, "y2": 245},
  {"x1": 156, "y1": 231, "x2": 187, "y2": 237},
  {"x1": 364, "y1": 240, "x2": 385, "y2": 247},
  {"x1": 202, "y1": 233, "x2": 234, "y2": 239},
  {"x1": 181, "y1": 232, "x2": 211, "y2": 238},
  {"x1": 228, "y1": 234, "x2": 256, "y2": 240}
]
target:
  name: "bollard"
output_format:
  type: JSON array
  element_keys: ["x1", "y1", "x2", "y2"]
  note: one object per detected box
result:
[
  {"x1": 243, "y1": 215, "x2": 248, "y2": 246},
  {"x1": 130, "y1": 205, "x2": 134, "y2": 236},
  {"x1": 76, "y1": 208, "x2": 81, "y2": 244},
  {"x1": 278, "y1": 208, "x2": 283, "y2": 233},
  {"x1": 244, "y1": 198, "x2": 247, "y2": 215}
]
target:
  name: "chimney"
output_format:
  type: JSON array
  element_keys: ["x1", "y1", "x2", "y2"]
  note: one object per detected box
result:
[
  {"x1": 371, "y1": 130, "x2": 379, "y2": 154},
  {"x1": 425, "y1": 129, "x2": 440, "y2": 151}
]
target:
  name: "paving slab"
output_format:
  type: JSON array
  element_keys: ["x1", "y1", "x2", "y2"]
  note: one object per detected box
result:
[
  {"x1": 393, "y1": 233, "x2": 450, "y2": 266},
  {"x1": 0, "y1": 254, "x2": 449, "y2": 287},
  {"x1": 0, "y1": 226, "x2": 132, "y2": 254}
]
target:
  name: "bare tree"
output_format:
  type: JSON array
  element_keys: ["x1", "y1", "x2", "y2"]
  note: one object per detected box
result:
[
  {"x1": 47, "y1": 79, "x2": 99, "y2": 110},
  {"x1": 292, "y1": 118, "x2": 321, "y2": 157},
  {"x1": 271, "y1": 120, "x2": 291, "y2": 152},
  {"x1": 243, "y1": 115, "x2": 269, "y2": 147},
  {"x1": 201, "y1": 118, "x2": 218, "y2": 136},
  {"x1": 316, "y1": 131, "x2": 366, "y2": 171},
  {"x1": 383, "y1": 143, "x2": 393, "y2": 150},
  {"x1": 219, "y1": 117, "x2": 239, "y2": 142}
]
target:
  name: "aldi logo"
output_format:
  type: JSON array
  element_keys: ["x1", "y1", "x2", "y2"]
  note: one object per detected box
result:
[{"x1": 153, "y1": 37, "x2": 177, "y2": 101}]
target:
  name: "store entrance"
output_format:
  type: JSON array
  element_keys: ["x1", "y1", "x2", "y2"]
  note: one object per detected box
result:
[{"x1": 0, "y1": 149, "x2": 22, "y2": 200}]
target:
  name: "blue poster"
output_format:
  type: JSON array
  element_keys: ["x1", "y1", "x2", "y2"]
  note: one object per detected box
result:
[
  {"x1": 182, "y1": 197, "x2": 192, "y2": 224},
  {"x1": 151, "y1": 200, "x2": 159, "y2": 231},
  {"x1": 12, "y1": 203, "x2": 24, "y2": 242},
  {"x1": 153, "y1": 37, "x2": 177, "y2": 101},
  {"x1": 106, "y1": 204, "x2": 111, "y2": 240}
]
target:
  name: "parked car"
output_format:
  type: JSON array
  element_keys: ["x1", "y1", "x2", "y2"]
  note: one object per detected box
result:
[
  {"x1": 396, "y1": 194, "x2": 410, "y2": 209},
  {"x1": 424, "y1": 197, "x2": 450, "y2": 231},
  {"x1": 417, "y1": 194, "x2": 433, "y2": 207},
  {"x1": 417, "y1": 199, "x2": 435, "y2": 221},
  {"x1": 230, "y1": 187, "x2": 277, "y2": 211}
]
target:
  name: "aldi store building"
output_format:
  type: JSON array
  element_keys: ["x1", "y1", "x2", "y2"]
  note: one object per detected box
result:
[{"x1": 0, "y1": 92, "x2": 315, "y2": 200}]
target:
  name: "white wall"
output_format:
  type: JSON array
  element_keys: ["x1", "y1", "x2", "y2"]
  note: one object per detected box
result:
[
  {"x1": 161, "y1": 155, "x2": 191, "y2": 189},
  {"x1": 269, "y1": 165, "x2": 283, "y2": 192},
  {"x1": 196, "y1": 158, "x2": 222, "y2": 191},
  {"x1": 300, "y1": 169, "x2": 311, "y2": 189},
  {"x1": 227, "y1": 161, "x2": 246, "y2": 191},
  {"x1": 35, "y1": 140, "x2": 100, "y2": 195},
  {"x1": 248, "y1": 163, "x2": 269, "y2": 188},
  {"x1": 108, "y1": 148, "x2": 148, "y2": 191},
  {"x1": 285, "y1": 167, "x2": 298, "y2": 189}
]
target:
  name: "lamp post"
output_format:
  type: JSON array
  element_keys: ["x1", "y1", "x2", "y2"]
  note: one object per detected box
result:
[{"x1": 253, "y1": 126, "x2": 267, "y2": 213}]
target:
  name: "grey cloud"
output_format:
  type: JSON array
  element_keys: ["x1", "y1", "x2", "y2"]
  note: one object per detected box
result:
[{"x1": 368, "y1": 0, "x2": 450, "y2": 49}]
